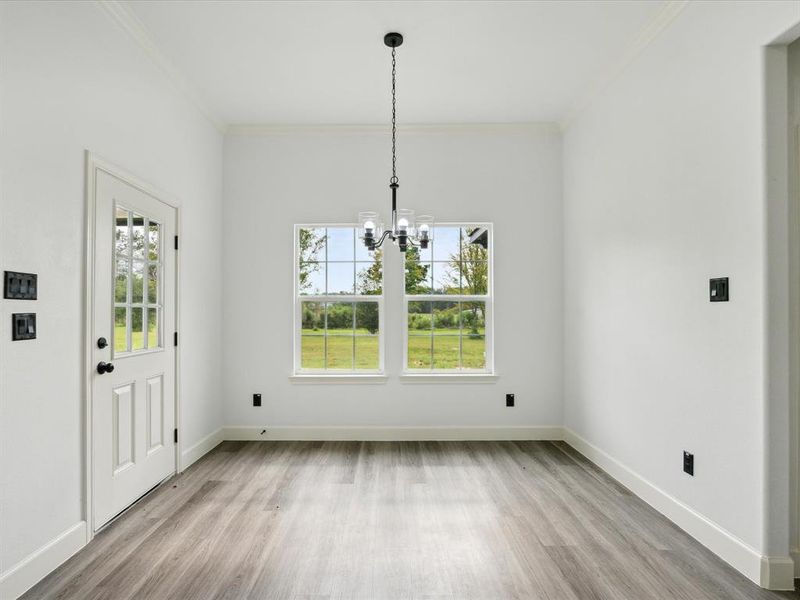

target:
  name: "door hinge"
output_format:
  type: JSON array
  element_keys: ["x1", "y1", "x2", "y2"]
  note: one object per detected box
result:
[
  {"x1": 174, "y1": 428, "x2": 178, "y2": 444},
  {"x1": 174, "y1": 331, "x2": 178, "y2": 347},
  {"x1": 174, "y1": 235, "x2": 179, "y2": 250}
]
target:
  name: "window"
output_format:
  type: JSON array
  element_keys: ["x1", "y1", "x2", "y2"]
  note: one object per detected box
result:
[
  {"x1": 114, "y1": 206, "x2": 161, "y2": 354},
  {"x1": 404, "y1": 224, "x2": 492, "y2": 373},
  {"x1": 294, "y1": 225, "x2": 384, "y2": 374}
]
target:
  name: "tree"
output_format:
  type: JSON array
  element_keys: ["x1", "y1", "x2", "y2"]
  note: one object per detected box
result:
[
  {"x1": 404, "y1": 246, "x2": 430, "y2": 294},
  {"x1": 298, "y1": 228, "x2": 326, "y2": 293},
  {"x1": 445, "y1": 228, "x2": 488, "y2": 333},
  {"x1": 357, "y1": 250, "x2": 383, "y2": 295},
  {"x1": 356, "y1": 250, "x2": 382, "y2": 334}
]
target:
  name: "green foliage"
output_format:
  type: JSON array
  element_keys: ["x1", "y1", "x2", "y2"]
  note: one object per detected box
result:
[
  {"x1": 357, "y1": 249, "x2": 383, "y2": 296},
  {"x1": 434, "y1": 310, "x2": 456, "y2": 329},
  {"x1": 445, "y1": 228, "x2": 488, "y2": 294},
  {"x1": 302, "y1": 302, "x2": 324, "y2": 330},
  {"x1": 404, "y1": 246, "x2": 430, "y2": 293},
  {"x1": 302, "y1": 301, "x2": 379, "y2": 335},
  {"x1": 298, "y1": 228, "x2": 326, "y2": 293},
  {"x1": 408, "y1": 313, "x2": 431, "y2": 330},
  {"x1": 326, "y1": 303, "x2": 353, "y2": 329},
  {"x1": 356, "y1": 302, "x2": 379, "y2": 334}
]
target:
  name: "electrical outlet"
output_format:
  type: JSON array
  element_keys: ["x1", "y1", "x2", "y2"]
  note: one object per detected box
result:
[
  {"x1": 683, "y1": 451, "x2": 694, "y2": 476},
  {"x1": 506, "y1": 393, "x2": 515, "y2": 407},
  {"x1": 253, "y1": 393, "x2": 262, "y2": 407}
]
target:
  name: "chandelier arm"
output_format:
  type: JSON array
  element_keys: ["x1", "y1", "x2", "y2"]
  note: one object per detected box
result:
[{"x1": 371, "y1": 229, "x2": 394, "y2": 250}]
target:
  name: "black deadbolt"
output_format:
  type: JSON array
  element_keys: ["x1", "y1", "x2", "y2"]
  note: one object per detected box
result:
[
  {"x1": 96, "y1": 361, "x2": 115, "y2": 374},
  {"x1": 97, "y1": 337, "x2": 108, "y2": 349}
]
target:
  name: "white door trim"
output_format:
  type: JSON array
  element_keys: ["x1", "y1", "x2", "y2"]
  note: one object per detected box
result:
[{"x1": 83, "y1": 151, "x2": 182, "y2": 543}]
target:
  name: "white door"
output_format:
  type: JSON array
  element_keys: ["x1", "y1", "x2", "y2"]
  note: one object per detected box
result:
[{"x1": 92, "y1": 169, "x2": 177, "y2": 530}]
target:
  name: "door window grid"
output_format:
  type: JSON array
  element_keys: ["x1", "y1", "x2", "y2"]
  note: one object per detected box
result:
[
  {"x1": 114, "y1": 206, "x2": 162, "y2": 355},
  {"x1": 295, "y1": 225, "x2": 384, "y2": 373}
]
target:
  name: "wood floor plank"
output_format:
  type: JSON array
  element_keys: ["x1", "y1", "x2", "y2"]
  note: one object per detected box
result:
[{"x1": 21, "y1": 441, "x2": 799, "y2": 600}]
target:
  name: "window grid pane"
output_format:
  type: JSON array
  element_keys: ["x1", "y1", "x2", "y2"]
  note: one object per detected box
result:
[
  {"x1": 404, "y1": 225, "x2": 490, "y2": 373},
  {"x1": 299, "y1": 294, "x2": 381, "y2": 372}
]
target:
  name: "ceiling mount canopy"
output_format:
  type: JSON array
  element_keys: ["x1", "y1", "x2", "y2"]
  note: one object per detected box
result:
[
  {"x1": 359, "y1": 32, "x2": 434, "y2": 253},
  {"x1": 383, "y1": 32, "x2": 403, "y2": 48}
]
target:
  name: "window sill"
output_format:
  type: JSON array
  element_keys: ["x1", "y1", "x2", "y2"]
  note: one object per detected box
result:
[
  {"x1": 290, "y1": 374, "x2": 388, "y2": 384},
  {"x1": 399, "y1": 373, "x2": 498, "y2": 384}
]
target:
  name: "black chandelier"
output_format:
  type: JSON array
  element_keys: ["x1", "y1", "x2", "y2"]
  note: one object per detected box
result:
[{"x1": 359, "y1": 32, "x2": 434, "y2": 253}]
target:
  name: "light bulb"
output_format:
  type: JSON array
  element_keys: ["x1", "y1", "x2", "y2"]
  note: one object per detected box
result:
[
  {"x1": 398, "y1": 217, "x2": 409, "y2": 231},
  {"x1": 419, "y1": 223, "x2": 429, "y2": 233},
  {"x1": 364, "y1": 220, "x2": 375, "y2": 232}
]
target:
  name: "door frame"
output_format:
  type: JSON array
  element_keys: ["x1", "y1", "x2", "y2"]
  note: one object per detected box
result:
[{"x1": 83, "y1": 151, "x2": 182, "y2": 542}]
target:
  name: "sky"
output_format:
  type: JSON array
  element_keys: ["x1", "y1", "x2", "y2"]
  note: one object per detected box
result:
[{"x1": 301, "y1": 226, "x2": 466, "y2": 294}]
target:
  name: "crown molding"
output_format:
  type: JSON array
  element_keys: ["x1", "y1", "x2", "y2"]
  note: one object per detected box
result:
[
  {"x1": 225, "y1": 121, "x2": 561, "y2": 136},
  {"x1": 559, "y1": 0, "x2": 688, "y2": 131},
  {"x1": 95, "y1": 0, "x2": 225, "y2": 133}
]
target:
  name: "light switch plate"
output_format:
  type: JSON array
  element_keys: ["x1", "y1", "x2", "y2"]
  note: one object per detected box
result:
[
  {"x1": 710, "y1": 277, "x2": 729, "y2": 302},
  {"x1": 12, "y1": 313, "x2": 36, "y2": 340},
  {"x1": 4, "y1": 271, "x2": 37, "y2": 300}
]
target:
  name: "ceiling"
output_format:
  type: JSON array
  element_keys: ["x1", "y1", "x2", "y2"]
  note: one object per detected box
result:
[{"x1": 126, "y1": 0, "x2": 669, "y2": 127}]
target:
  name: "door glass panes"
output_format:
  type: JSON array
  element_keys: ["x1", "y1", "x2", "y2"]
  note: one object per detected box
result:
[
  {"x1": 131, "y1": 261, "x2": 144, "y2": 303},
  {"x1": 147, "y1": 308, "x2": 159, "y2": 348},
  {"x1": 114, "y1": 307, "x2": 128, "y2": 353},
  {"x1": 115, "y1": 208, "x2": 130, "y2": 256},
  {"x1": 132, "y1": 215, "x2": 146, "y2": 260},
  {"x1": 131, "y1": 308, "x2": 145, "y2": 351},
  {"x1": 114, "y1": 206, "x2": 162, "y2": 355}
]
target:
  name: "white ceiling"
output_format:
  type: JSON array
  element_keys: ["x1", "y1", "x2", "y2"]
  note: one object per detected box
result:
[{"x1": 126, "y1": 0, "x2": 668, "y2": 126}]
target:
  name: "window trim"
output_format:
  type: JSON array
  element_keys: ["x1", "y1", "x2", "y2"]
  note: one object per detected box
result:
[
  {"x1": 402, "y1": 222, "x2": 495, "y2": 376},
  {"x1": 293, "y1": 223, "x2": 385, "y2": 376}
]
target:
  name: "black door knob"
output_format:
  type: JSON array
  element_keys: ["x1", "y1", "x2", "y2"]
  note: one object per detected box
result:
[
  {"x1": 96, "y1": 361, "x2": 115, "y2": 374},
  {"x1": 97, "y1": 337, "x2": 108, "y2": 349}
]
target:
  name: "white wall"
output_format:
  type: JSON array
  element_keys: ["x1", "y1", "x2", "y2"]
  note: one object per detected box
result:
[
  {"x1": 222, "y1": 127, "x2": 562, "y2": 430},
  {"x1": 563, "y1": 0, "x2": 799, "y2": 584},
  {"x1": 0, "y1": 0, "x2": 223, "y2": 582},
  {"x1": 789, "y1": 37, "x2": 800, "y2": 574}
]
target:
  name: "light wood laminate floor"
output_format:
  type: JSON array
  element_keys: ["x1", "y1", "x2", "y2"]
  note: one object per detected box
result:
[{"x1": 24, "y1": 441, "x2": 800, "y2": 600}]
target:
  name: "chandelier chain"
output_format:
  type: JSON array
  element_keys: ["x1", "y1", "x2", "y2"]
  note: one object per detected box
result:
[{"x1": 390, "y1": 46, "x2": 398, "y2": 185}]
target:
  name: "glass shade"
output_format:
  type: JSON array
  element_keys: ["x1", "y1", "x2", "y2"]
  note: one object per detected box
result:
[
  {"x1": 416, "y1": 215, "x2": 434, "y2": 243},
  {"x1": 358, "y1": 212, "x2": 382, "y2": 245},
  {"x1": 396, "y1": 208, "x2": 415, "y2": 235}
]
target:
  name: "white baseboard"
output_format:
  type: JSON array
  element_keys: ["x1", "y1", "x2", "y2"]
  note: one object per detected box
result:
[
  {"x1": 0, "y1": 521, "x2": 86, "y2": 600},
  {"x1": 181, "y1": 427, "x2": 224, "y2": 471},
  {"x1": 761, "y1": 556, "x2": 796, "y2": 590},
  {"x1": 222, "y1": 425, "x2": 564, "y2": 441},
  {"x1": 792, "y1": 548, "x2": 800, "y2": 578},
  {"x1": 562, "y1": 428, "x2": 765, "y2": 587}
]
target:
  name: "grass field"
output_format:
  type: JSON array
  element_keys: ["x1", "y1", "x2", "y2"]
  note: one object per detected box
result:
[
  {"x1": 300, "y1": 327, "x2": 485, "y2": 370},
  {"x1": 114, "y1": 325, "x2": 158, "y2": 353},
  {"x1": 408, "y1": 331, "x2": 485, "y2": 370},
  {"x1": 301, "y1": 332, "x2": 379, "y2": 369}
]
